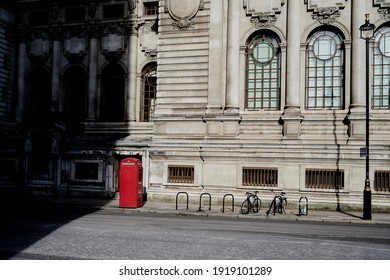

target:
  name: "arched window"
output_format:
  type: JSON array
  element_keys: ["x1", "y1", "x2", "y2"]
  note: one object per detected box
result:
[
  {"x1": 373, "y1": 26, "x2": 390, "y2": 109},
  {"x1": 141, "y1": 63, "x2": 157, "y2": 122},
  {"x1": 245, "y1": 33, "x2": 281, "y2": 111},
  {"x1": 100, "y1": 64, "x2": 125, "y2": 122},
  {"x1": 63, "y1": 66, "x2": 87, "y2": 122},
  {"x1": 306, "y1": 29, "x2": 344, "y2": 109},
  {"x1": 27, "y1": 67, "x2": 51, "y2": 119}
]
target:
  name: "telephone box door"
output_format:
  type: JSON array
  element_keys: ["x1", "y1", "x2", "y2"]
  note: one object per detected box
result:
[{"x1": 119, "y1": 158, "x2": 143, "y2": 208}]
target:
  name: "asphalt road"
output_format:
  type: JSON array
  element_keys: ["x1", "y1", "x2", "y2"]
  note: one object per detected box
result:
[{"x1": 1, "y1": 205, "x2": 389, "y2": 260}]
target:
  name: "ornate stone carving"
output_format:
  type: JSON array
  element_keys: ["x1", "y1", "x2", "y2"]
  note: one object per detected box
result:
[
  {"x1": 378, "y1": 7, "x2": 390, "y2": 19},
  {"x1": 101, "y1": 24, "x2": 126, "y2": 62},
  {"x1": 376, "y1": 0, "x2": 390, "y2": 19},
  {"x1": 141, "y1": 20, "x2": 156, "y2": 34},
  {"x1": 164, "y1": 0, "x2": 203, "y2": 31},
  {"x1": 250, "y1": 13, "x2": 277, "y2": 28},
  {"x1": 305, "y1": 0, "x2": 347, "y2": 25},
  {"x1": 64, "y1": 28, "x2": 87, "y2": 61},
  {"x1": 88, "y1": 2, "x2": 98, "y2": 19},
  {"x1": 143, "y1": 49, "x2": 157, "y2": 60},
  {"x1": 127, "y1": 0, "x2": 137, "y2": 14},
  {"x1": 311, "y1": 7, "x2": 340, "y2": 25},
  {"x1": 27, "y1": 31, "x2": 50, "y2": 63},
  {"x1": 243, "y1": 0, "x2": 285, "y2": 28}
]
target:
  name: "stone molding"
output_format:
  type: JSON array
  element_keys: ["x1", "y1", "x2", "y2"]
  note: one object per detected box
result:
[
  {"x1": 305, "y1": 0, "x2": 347, "y2": 25},
  {"x1": 243, "y1": 0, "x2": 285, "y2": 28},
  {"x1": 164, "y1": 0, "x2": 204, "y2": 31}
]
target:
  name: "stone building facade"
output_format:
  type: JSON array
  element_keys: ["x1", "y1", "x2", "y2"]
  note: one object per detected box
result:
[{"x1": 0, "y1": 0, "x2": 390, "y2": 209}]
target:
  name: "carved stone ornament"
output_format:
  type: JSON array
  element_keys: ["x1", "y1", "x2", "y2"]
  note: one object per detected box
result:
[
  {"x1": 250, "y1": 13, "x2": 277, "y2": 28},
  {"x1": 27, "y1": 31, "x2": 50, "y2": 63},
  {"x1": 376, "y1": 0, "x2": 390, "y2": 19},
  {"x1": 101, "y1": 24, "x2": 126, "y2": 62},
  {"x1": 165, "y1": 0, "x2": 203, "y2": 30},
  {"x1": 243, "y1": 0, "x2": 285, "y2": 28},
  {"x1": 64, "y1": 29, "x2": 87, "y2": 61},
  {"x1": 304, "y1": 0, "x2": 347, "y2": 25},
  {"x1": 378, "y1": 7, "x2": 390, "y2": 19},
  {"x1": 312, "y1": 7, "x2": 340, "y2": 25}
]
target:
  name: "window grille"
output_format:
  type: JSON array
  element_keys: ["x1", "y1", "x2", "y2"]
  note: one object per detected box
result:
[
  {"x1": 242, "y1": 167, "x2": 278, "y2": 187},
  {"x1": 374, "y1": 171, "x2": 390, "y2": 191},
  {"x1": 168, "y1": 165, "x2": 194, "y2": 184},
  {"x1": 144, "y1": 1, "x2": 159, "y2": 16},
  {"x1": 305, "y1": 169, "x2": 344, "y2": 189}
]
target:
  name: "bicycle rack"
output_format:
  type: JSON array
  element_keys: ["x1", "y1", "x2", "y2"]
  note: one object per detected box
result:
[
  {"x1": 266, "y1": 197, "x2": 277, "y2": 216},
  {"x1": 198, "y1": 193, "x2": 211, "y2": 212},
  {"x1": 175, "y1": 192, "x2": 189, "y2": 210},
  {"x1": 299, "y1": 196, "x2": 308, "y2": 216},
  {"x1": 266, "y1": 194, "x2": 287, "y2": 216},
  {"x1": 222, "y1": 194, "x2": 234, "y2": 213}
]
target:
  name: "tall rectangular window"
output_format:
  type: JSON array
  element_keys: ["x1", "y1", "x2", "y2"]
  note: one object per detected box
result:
[
  {"x1": 373, "y1": 27, "x2": 390, "y2": 109},
  {"x1": 306, "y1": 30, "x2": 344, "y2": 109},
  {"x1": 246, "y1": 34, "x2": 281, "y2": 111}
]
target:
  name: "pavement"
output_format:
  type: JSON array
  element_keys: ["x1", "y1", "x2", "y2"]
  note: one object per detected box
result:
[{"x1": 10, "y1": 195, "x2": 390, "y2": 225}]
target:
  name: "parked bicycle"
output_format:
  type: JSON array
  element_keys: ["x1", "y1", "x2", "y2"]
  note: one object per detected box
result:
[
  {"x1": 266, "y1": 192, "x2": 287, "y2": 215},
  {"x1": 240, "y1": 191, "x2": 261, "y2": 214}
]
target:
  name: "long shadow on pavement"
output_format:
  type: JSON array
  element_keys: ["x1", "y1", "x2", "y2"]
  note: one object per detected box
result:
[{"x1": 0, "y1": 193, "x2": 113, "y2": 260}]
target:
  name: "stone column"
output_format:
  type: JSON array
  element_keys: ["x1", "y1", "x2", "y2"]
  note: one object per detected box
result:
[
  {"x1": 351, "y1": 0, "x2": 367, "y2": 110},
  {"x1": 207, "y1": 0, "x2": 224, "y2": 115},
  {"x1": 87, "y1": 36, "x2": 98, "y2": 121},
  {"x1": 127, "y1": 27, "x2": 138, "y2": 122},
  {"x1": 225, "y1": 0, "x2": 240, "y2": 114},
  {"x1": 51, "y1": 39, "x2": 61, "y2": 112},
  {"x1": 281, "y1": 0, "x2": 303, "y2": 138},
  {"x1": 348, "y1": 0, "x2": 368, "y2": 139},
  {"x1": 285, "y1": 0, "x2": 301, "y2": 111},
  {"x1": 16, "y1": 41, "x2": 26, "y2": 122}
]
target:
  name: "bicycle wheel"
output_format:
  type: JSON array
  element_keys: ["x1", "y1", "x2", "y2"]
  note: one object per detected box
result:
[
  {"x1": 276, "y1": 197, "x2": 283, "y2": 214},
  {"x1": 252, "y1": 197, "x2": 260, "y2": 213},
  {"x1": 241, "y1": 200, "x2": 249, "y2": 214}
]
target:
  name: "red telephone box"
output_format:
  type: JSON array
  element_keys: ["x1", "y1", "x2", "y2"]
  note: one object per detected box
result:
[{"x1": 119, "y1": 158, "x2": 143, "y2": 208}]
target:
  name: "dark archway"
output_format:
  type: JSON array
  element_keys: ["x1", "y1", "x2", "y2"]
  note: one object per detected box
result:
[
  {"x1": 27, "y1": 66, "x2": 51, "y2": 120},
  {"x1": 63, "y1": 66, "x2": 87, "y2": 122},
  {"x1": 100, "y1": 64, "x2": 125, "y2": 122}
]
